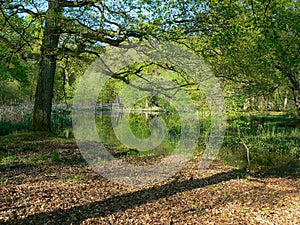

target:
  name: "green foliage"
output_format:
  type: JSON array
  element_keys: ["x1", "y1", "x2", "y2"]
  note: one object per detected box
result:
[
  {"x1": 51, "y1": 108, "x2": 72, "y2": 134},
  {"x1": 51, "y1": 150, "x2": 60, "y2": 162},
  {"x1": 221, "y1": 112, "x2": 300, "y2": 171},
  {"x1": 0, "y1": 177, "x2": 9, "y2": 186},
  {"x1": 128, "y1": 113, "x2": 151, "y2": 139},
  {"x1": 1, "y1": 155, "x2": 15, "y2": 166},
  {"x1": 188, "y1": 0, "x2": 300, "y2": 113},
  {"x1": 0, "y1": 10, "x2": 40, "y2": 105},
  {"x1": 0, "y1": 114, "x2": 31, "y2": 136}
]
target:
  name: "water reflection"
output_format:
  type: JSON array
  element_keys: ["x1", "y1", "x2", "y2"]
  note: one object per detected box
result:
[{"x1": 95, "y1": 109, "x2": 204, "y2": 156}]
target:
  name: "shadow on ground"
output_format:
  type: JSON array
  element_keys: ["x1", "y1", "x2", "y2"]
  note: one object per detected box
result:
[{"x1": 3, "y1": 169, "x2": 248, "y2": 225}]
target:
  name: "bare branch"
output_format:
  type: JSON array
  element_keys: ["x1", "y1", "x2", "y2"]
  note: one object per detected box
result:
[
  {"x1": 5, "y1": 3, "x2": 42, "y2": 17},
  {"x1": 263, "y1": 0, "x2": 272, "y2": 19}
]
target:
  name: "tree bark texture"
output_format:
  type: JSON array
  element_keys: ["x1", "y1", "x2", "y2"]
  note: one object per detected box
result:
[{"x1": 31, "y1": 0, "x2": 61, "y2": 131}]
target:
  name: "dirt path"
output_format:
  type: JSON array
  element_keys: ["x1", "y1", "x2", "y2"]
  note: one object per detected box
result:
[{"x1": 0, "y1": 133, "x2": 299, "y2": 224}]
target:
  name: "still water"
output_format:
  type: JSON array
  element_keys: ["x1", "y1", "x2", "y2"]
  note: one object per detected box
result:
[{"x1": 93, "y1": 110, "x2": 209, "y2": 156}]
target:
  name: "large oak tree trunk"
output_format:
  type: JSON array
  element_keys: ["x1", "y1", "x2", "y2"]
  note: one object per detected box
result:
[{"x1": 31, "y1": 0, "x2": 61, "y2": 131}]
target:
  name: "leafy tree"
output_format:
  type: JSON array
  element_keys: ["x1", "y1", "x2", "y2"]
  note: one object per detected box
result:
[
  {"x1": 0, "y1": 10, "x2": 36, "y2": 104},
  {"x1": 188, "y1": 0, "x2": 299, "y2": 116},
  {"x1": 1, "y1": 0, "x2": 202, "y2": 131}
]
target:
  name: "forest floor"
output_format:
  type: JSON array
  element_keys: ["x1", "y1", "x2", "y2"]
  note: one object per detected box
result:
[{"x1": 0, "y1": 133, "x2": 299, "y2": 225}]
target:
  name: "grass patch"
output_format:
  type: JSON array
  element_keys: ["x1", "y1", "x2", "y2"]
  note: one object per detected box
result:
[
  {"x1": 1, "y1": 155, "x2": 15, "y2": 166},
  {"x1": 221, "y1": 112, "x2": 299, "y2": 172}
]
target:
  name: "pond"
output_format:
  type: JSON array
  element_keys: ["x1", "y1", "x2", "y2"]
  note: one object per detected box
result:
[{"x1": 73, "y1": 109, "x2": 211, "y2": 158}]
